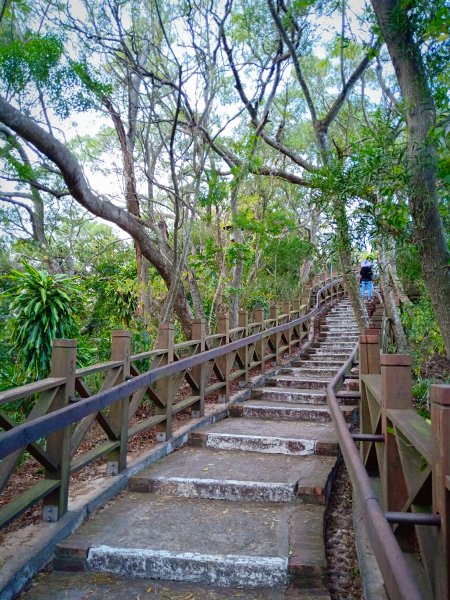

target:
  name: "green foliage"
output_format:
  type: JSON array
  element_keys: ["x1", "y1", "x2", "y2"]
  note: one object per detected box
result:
[
  {"x1": 2, "y1": 262, "x2": 80, "y2": 379},
  {"x1": 411, "y1": 377, "x2": 433, "y2": 420},
  {"x1": 0, "y1": 33, "x2": 63, "y2": 92},
  {"x1": 401, "y1": 293, "x2": 446, "y2": 372},
  {"x1": 200, "y1": 169, "x2": 229, "y2": 210},
  {"x1": 0, "y1": 32, "x2": 112, "y2": 118}
]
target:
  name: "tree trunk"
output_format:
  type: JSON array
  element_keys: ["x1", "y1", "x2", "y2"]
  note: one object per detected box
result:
[
  {"x1": 370, "y1": 0, "x2": 450, "y2": 358},
  {"x1": 229, "y1": 187, "x2": 243, "y2": 329},
  {"x1": 379, "y1": 244, "x2": 409, "y2": 352},
  {"x1": 0, "y1": 97, "x2": 195, "y2": 336},
  {"x1": 385, "y1": 240, "x2": 412, "y2": 307},
  {"x1": 137, "y1": 254, "x2": 152, "y2": 326},
  {"x1": 335, "y1": 202, "x2": 368, "y2": 332}
]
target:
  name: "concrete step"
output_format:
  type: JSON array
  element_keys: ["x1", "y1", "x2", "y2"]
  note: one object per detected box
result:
[
  {"x1": 321, "y1": 327, "x2": 359, "y2": 334},
  {"x1": 54, "y1": 496, "x2": 329, "y2": 589},
  {"x1": 252, "y1": 386, "x2": 327, "y2": 404},
  {"x1": 286, "y1": 367, "x2": 339, "y2": 378},
  {"x1": 129, "y1": 447, "x2": 336, "y2": 504},
  {"x1": 18, "y1": 571, "x2": 305, "y2": 600},
  {"x1": 335, "y1": 390, "x2": 360, "y2": 405},
  {"x1": 55, "y1": 495, "x2": 291, "y2": 586},
  {"x1": 188, "y1": 417, "x2": 339, "y2": 456},
  {"x1": 275, "y1": 373, "x2": 331, "y2": 388},
  {"x1": 318, "y1": 334, "x2": 358, "y2": 342},
  {"x1": 312, "y1": 342, "x2": 356, "y2": 350},
  {"x1": 341, "y1": 379, "x2": 360, "y2": 392},
  {"x1": 306, "y1": 351, "x2": 351, "y2": 359},
  {"x1": 230, "y1": 400, "x2": 355, "y2": 423},
  {"x1": 293, "y1": 360, "x2": 344, "y2": 368}
]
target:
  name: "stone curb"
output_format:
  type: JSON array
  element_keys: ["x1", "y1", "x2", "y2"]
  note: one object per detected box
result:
[{"x1": 352, "y1": 490, "x2": 388, "y2": 600}]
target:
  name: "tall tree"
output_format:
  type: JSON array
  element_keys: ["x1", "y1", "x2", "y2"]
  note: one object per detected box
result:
[{"x1": 369, "y1": 0, "x2": 450, "y2": 357}]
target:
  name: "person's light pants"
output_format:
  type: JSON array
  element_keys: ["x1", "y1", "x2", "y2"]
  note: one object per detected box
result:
[{"x1": 361, "y1": 280, "x2": 373, "y2": 299}]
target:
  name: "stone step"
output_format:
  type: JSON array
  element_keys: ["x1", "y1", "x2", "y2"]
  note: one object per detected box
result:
[
  {"x1": 324, "y1": 316, "x2": 355, "y2": 320},
  {"x1": 312, "y1": 342, "x2": 356, "y2": 350},
  {"x1": 55, "y1": 495, "x2": 291, "y2": 587},
  {"x1": 306, "y1": 351, "x2": 351, "y2": 359},
  {"x1": 54, "y1": 500, "x2": 327, "y2": 588},
  {"x1": 275, "y1": 373, "x2": 331, "y2": 388},
  {"x1": 335, "y1": 390, "x2": 360, "y2": 405},
  {"x1": 321, "y1": 327, "x2": 359, "y2": 333},
  {"x1": 252, "y1": 386, "x2": 327, "y2": 403},
  {"x1": 230, "y1": 400, "x2": 355, "y2": 423},
  {"x1": 129, "y1": 447, "x2": 335, "y2": 504},
  {"x1": 286, "y1": 367, "x2": 339, "y2": 378},
  {"x1": 293, "y1": 360, "x2": 345, "y2": 368},
  {"x1": 188, "y1": 417, "x2": 339, "y2": 456},
  {"x1": 341, "y1": 379, "x2": 360, "y2": 392},
  {"x1": 318, "y1": 334, "x2": 359, "y2": 341},
  {"x1": 19, "y1": 571, "x2": 327, "y2": 600}
]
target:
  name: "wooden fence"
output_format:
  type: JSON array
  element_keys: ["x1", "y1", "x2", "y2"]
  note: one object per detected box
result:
[
  {"x1": 0, "y1": 273, "x2": 344, "y2": 530},
  {"x1": 358, "y1": 322, "x2": 450, "y2": 599}
]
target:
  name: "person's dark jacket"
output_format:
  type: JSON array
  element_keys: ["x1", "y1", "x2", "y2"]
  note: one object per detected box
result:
[{"x1": 360, "y1": 266, "x2": 373, "y2": 282}]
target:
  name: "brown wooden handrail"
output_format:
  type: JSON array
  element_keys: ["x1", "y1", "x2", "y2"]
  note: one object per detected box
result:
[
  {"x1": 326, "y1": 350, "x2": 424, "y2": 600},
  {"x1": 0, "y1": 278, "x2": 344, "y2": 460}
]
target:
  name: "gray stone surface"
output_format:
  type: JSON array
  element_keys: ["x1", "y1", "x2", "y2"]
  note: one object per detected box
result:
[
  {"x1": 191, "y1": 416, "x2": 338, "y2": 443},
  {"x1": 19, "y1": 571, "x2": 288, "y2": 599},
  {"x1": 57, "y1": 494, "x2": 292, "y2": 557},
  {"x1": 352, "y1": 489, "x2": 388, "y2": 600},
  {"x1": 129, "y1": 446, "x2": 335, "y2": 493}
]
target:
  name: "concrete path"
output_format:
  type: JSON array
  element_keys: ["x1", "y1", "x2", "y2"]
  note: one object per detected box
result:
[{"x1": 22, "y1": 300, "x2": 358, "y2": 599}]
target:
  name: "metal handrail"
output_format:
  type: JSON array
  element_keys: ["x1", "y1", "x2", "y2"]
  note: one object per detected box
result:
[
  {"x1": 326, "y1": 349, "x2": 423, "y2": 600},
  {"x1": 0, "y1": 278, "x2": 344, "y2": 459}
]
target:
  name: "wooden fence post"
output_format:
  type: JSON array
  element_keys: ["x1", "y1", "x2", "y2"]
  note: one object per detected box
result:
[
  {"x1": 270, "y1": 305, "x2": 280, "y2": 364},
  {"x1": 370, "y1": 306, "x2": 384, "y2": 331},
  {"x1": 359, "y1": 334, "x2": 380, "y2": 464},
  {"x1": 381, "y1": 354, "x2": 413, "y2": 547},
  {"x1": 155, "y1": 324, "x2": 174, "y2": 442},
  {"x1": 254, "y1": 307, "x2": 265, "y2": 374},
  {"x1": 191, "y1": 319, "x2": 206, "y2": 418},
  {"x1": 292, "y1": 300, "x2": 301, "y2": 348},
  {"x1": 301, "y1": 286, "x2": 311, "y2": 310},
  {"x1": 359, "y1": 334, "x2": 381, "y2": 376},
  {"x1": 43, "y1": 339, "x2": 76, "y2": 522},
  {"x1": 107, "y1": 330, "x2": 131, "y2": 475},
  {"x1": 217, "y1": 313, "x2": 230, "y2": 402},
  {"x1": 283, "y1": 302, "x2": 292, "y2": 358},
  {"x1": 431, "y1": 385, "x2": 450, "y2": 599},
  {"x1": 238, "y1": 310, "x2": 249, "y2": 386}
]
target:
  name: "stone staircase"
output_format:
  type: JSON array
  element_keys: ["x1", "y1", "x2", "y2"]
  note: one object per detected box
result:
[{"x1": 24, "y1": 299, "x2": 359, "y2": 600}]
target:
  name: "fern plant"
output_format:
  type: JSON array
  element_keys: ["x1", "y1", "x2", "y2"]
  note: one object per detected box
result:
[{"x1": 3, "y1": 262, "x2": 80, "y2": 379}]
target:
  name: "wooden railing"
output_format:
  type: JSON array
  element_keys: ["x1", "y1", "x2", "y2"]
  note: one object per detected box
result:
[
  {"x1": 359, "y1": 331, "x2": 450, "y2": 599},
  {"x1": 0, "y1": 274, "x2": 345, "y2": 529},
  {"x1": 325, "y1": 297, "x2": 450, "y2": 600}
]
